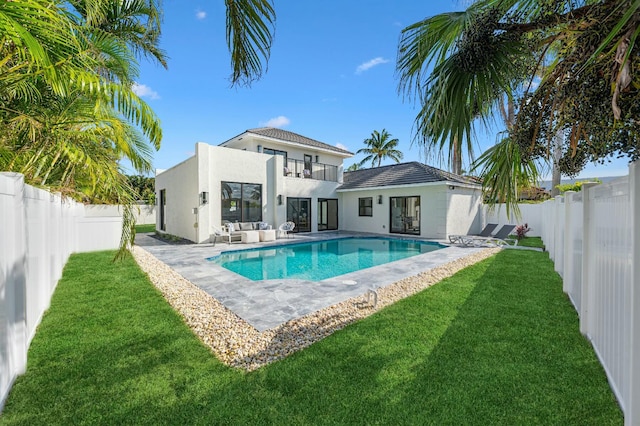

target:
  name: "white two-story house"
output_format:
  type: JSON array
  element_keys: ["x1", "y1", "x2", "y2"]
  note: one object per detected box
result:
[
  {"x1": 155, "y1": 127, "x2": 485, "y2": 243},
  {"x1": 155, "y1": 127, "x2": 353, "y2": 243}
]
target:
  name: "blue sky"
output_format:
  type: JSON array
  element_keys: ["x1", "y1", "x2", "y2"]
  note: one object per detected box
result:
[{"x1": 132, "y1": 0, "x2": 631, "y2": 180}]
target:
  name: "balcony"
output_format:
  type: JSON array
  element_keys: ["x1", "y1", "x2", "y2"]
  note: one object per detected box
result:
[{"x1": 284, "y1": 158, "x2": 338, "y2": 182}]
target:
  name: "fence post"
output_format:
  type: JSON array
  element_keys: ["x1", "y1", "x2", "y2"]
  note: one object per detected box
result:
[
  {"x1": 628, "y1": 161, "x2": 640, "y2": 426},
  {"x1": 554, "y1": 196, "x2": 565, "y2": 275},
  {"x1": 563, "y1": 191, "x2": 575, "y2": 293},
  {"x1": 580, "y1": 182, "x2": 599, "y2": 336}
]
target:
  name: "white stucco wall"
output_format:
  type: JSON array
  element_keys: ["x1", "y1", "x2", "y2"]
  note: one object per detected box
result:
[
  {"x1": 197, "y1": 144, "x2": 273, "y2": 243},
  {"x1": 223, "y1": 134, "x2": 347, "y2": 167},
  {"x1": 193, "y1": 143, "x2": 343, "y2": 240},
  {"x1": 445, "y1": 187, "x2": 484, "y2": 237},
  {"x1": 155, "y1": 156, "x2": 198, "y2": 241},
  {"x1": 281, "y1": 177, "x2": 340, "y2": 233},
  {"x1": 338, "y1": 183, "x2": 484, "y2": 239},
  {"x1": 338, "y1": 184, "x2": 449, "y2": 238}
]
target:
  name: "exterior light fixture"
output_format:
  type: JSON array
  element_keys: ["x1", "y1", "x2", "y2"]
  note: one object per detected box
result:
[
  {"x1": 377, "y1": 195, "x2": 383, "y2": 204},
  {"x1": 199, "y1": 191, "x2": 209, "y2": 205},
  {"x1": 277, "y1": 194, "x2": 283, "y2": 205},
  {"x1": 257, "y1": 144, "x2": 263, "y2": 153}
]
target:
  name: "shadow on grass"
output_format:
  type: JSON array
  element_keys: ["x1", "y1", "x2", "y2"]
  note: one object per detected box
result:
[{"x1": 0, "y1": 250, "x2": 622, "y2": 425}]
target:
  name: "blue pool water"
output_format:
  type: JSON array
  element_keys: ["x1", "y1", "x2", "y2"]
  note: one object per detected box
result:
[{"x1": 208, "y1": 237, "x2": 445, "y2": 281}]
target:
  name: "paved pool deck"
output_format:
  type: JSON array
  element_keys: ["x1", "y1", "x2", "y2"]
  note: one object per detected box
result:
[{"x1": 135, "y1": 232, "x2": 486, "y2": 331}]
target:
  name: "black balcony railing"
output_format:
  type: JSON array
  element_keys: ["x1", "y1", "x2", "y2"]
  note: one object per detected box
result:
[{"x1": 284, "y1": 159, "x2": 338, "y2": 182}]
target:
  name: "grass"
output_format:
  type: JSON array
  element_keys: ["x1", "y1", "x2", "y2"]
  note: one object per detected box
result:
[
  {"x1": 517, "y1": 236, "x2": 545, "y2": 249},
  {"x1": 134, "y1": 223, "x2": 155, "y2": 233},
  {"x1": 0, "y1": 250, "x2": 621, "y2": 425}
]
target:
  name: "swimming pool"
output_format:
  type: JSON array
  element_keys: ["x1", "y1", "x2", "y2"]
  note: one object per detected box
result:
[{"x1": 208, "y1": 237, "x2": 445, "y2": 281}]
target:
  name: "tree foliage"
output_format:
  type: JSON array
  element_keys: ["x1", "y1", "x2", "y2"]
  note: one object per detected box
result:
[
  {"x1": 396, "y1": 0, "x2": 640, "y2": 213},
  {"x1": 356, "y1": 129, "x2": 403, "y2": 168},
  {"x1": 0, "y1": 0, "x2": 277, "y2": 256}
]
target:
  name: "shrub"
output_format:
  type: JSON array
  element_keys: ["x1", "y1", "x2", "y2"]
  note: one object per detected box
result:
[
  {"x1": 515, "y1": 223, "x2": 531, "y2": 240},
  {"x1": 555, "y1": 178, "x2": 601, "y2": 194}
]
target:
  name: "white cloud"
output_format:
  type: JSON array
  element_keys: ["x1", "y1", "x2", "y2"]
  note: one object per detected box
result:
[
  {"x1": 132, "y1": 83, "x2": 160, "y2": 100},
  {"x1": 355, "y1": 57, "x2": 389, "y2": 74},
  {"x1": 261, "y1": 115, "x2": 290, "y2": 128},
  {"x1": 335, "y1": 143, "x2": 349, "y2": 151},
  {"x1": 195, "y1": 10, "x2": 206, "y2": 20}
]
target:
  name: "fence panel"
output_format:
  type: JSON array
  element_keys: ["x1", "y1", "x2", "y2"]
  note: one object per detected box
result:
[
  {"x1": 583, "y1": 177, "x2": 633, "y2": 416},
  {"x1": 563, "y1": 191, "x2": 583, "y2": 311},
  {"x1": 0, "y1": 174, "x2": 27, "y2": 414},
  {"x1": 0, "y1": 173, "x2": 123, "y2": 410}
]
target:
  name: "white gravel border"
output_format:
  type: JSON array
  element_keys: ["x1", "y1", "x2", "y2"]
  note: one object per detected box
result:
[{"x1": 132, "y1": 245, "x2": 500, "y2": 371}]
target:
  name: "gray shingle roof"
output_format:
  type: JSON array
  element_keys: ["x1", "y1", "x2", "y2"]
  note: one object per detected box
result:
[
  {"x1": 245, "y1": 127, "x2": 353, "y2": 155},
  {"x1": 339, "y1": 162, "x2": 479, "y2": 190}
]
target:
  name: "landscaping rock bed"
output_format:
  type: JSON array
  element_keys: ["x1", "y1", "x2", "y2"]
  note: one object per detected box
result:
[{"x1": 132, "y1": 245, "x2": 499, "y2": 371}]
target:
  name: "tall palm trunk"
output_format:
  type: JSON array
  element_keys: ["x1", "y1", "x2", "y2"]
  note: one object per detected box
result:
[
  {"x1": 451, "y1": 135, "x2": 462, "y2": 175},
  {"x1": 551, "y1": 129, "x2": 563, "y2": 197}
]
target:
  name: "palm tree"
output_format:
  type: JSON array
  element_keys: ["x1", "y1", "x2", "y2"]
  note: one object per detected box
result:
[
  {"x1": 396, "y1": 1, "x2": 640, "y2": 215},
  {"x1": 356, "y1": 129, "x2": 403, "y2": 168},
  {"x1": 0, "y1": 0, "x2": 277, "y2": 255},
  {"x1": 345, "y1": 163, "x2": 361, "y2": 172}
]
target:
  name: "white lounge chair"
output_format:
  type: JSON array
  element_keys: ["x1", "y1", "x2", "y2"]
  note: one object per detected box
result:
[{"x1": 278, "y1": 221, "x2": 295, "y2": 238}]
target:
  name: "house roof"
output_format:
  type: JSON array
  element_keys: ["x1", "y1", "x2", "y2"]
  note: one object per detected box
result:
[
  {"x1": 339, "y1": 162, "x2": 479, "y2": 190},
  {"x1": 223, "y1": 127, "x2": 353, "y2": 156}
]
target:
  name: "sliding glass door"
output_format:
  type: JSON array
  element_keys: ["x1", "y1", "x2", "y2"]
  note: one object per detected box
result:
[
  {"x1": 390, "y1": 196, "x2": 420, "y2": 235},
  {"x1": 317, "y1": 198, "x2": 338, "y2": 231},
  {"x1": 287, "y1": 197, "x2": 311, "y2": 232}
]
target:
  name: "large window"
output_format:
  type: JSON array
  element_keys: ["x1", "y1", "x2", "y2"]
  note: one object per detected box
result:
[
  {"x1": 359, "y1": 197, "x2": 373, "y2": 216},
  {"x1": 221, "y1": 182, "x2": 262, "y2": 223}
]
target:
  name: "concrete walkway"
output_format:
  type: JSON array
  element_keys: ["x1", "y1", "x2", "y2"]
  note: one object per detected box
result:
[{"x1": 135, "y1": 232, "x2": 487, "y2": 331}]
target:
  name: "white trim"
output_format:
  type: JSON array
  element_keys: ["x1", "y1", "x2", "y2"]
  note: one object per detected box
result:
[
  {"x1": 221, "y1": 133, "x2": 353, "y2": 158},
  {"x1": 337, "y1": 181, "x2": 481, "y2": 192}
]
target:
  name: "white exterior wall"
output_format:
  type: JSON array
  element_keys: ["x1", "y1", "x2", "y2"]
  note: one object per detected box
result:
[
  {"x1": 445, "y1": 187, "x2": 484, "y2": 237},
  {"x1": 155, "y1": 156, "x2": 198, "y2": 241},
  {"x1": 282, "y1": 177, "x2": 339, "y2": 233},
  {"x1": 223, "y1": 134, "x2": 346, "y2": 167},
  {"x1": 159, "y1": 143, "x2": 345, "y2": 242},
  {"x1": 339, "y1": 184, "x2": 455, "y2": 238},
  {"x1": 198, "y1": 144, "x2": 273, "y2": 243}
]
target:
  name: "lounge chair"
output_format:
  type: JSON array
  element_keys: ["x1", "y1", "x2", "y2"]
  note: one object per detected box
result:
[
  {"x1": 210, "y1": 225, "x2": 231, "y2": 246},
  {"x1": 278, "y1": 221, "x2": 296, "y2": 238},
  {"x1": 464, "y1": 224, "x2": 517, "y2": 247},
  {"x1": 448, "y1": 223, "x2": 498, "y2": 245},
  {"x1": 211, "y1": 224, "x2": 242, "y2": 245}
]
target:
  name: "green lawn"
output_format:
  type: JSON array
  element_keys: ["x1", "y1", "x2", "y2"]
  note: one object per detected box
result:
[
  {"x1": 0, "y1": 250, "x2": 622, "y2": 425},
  {"x1": 517, "y1": 236, "x2": 545, "y2": 249},
  {"x1": 134, "y1": 223, "x2": 155, "y2": 233}
]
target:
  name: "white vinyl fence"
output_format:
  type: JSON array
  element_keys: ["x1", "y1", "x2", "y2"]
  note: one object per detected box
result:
[
  {"x1": 0, "y1": 173, "x2": 124, "y2": 410},
  {"x1": 485, "y1": 161, "x2": 639, "y2": 425},
  {"x1": 85, "y1": 204, "x2": 156, "y2": 225}
]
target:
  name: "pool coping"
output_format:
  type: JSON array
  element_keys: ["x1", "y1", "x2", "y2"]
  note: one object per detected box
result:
[{"x1": 136, "y1": 232, "x2": 487, "y2": 331}]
